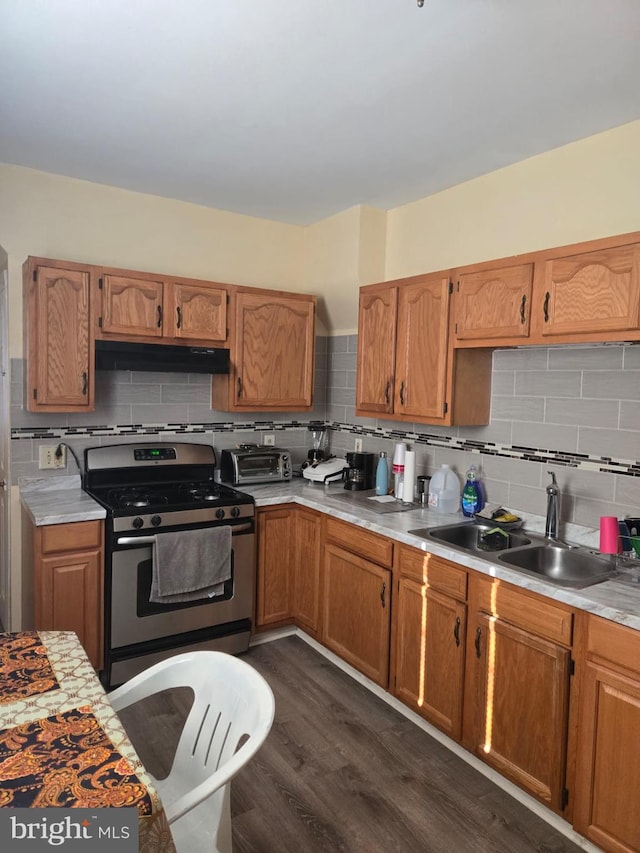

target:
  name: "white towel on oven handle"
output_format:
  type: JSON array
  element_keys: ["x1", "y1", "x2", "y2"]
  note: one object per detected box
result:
[{"x1": 150, "y1": 525, "x2": 232, "y2": 603}]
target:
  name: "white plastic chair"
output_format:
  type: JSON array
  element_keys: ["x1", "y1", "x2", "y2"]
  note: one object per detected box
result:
[{"x1": 108, "y1": 650, "x2": 275, "y2": 853}]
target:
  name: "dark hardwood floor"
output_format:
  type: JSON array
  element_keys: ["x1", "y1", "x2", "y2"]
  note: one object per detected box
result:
[{"x1": 118, "y1": 637, "x2": 586, "y2": 853}]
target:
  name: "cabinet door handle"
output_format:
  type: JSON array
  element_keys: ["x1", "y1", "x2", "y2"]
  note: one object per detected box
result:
[
  {"x1": 520, "y1": 294, "x2": 527, "y2": 324},
  {"x1": 157, "y1": 305, "x2": 163, "y2": 327},
  {"x1": 543, "y1": 291, "x2": 550, "y2": 323},
  {"x1": 453, "y1": 616, "x2": 461, "y2": 647},
  {"x1": 380, "y1": 582, "x2": 386, "y2": 608},
  {"x1": 384, "y1": 380, "x2": 391, "y2": 406},
  {"x1": 176, "y1": 306, "x2": 182, "y2": 329},
  {"x1": 399, "y1": 381, "x2": 406, "y2": 406},
  {"x1": 81, "y1": 371, "x2": 88, "y2": 396},
  {"x1": 237, "y1": 377, "x2": 243, "y2": 399},
  {"x1": 475, "y1": 626, "x2": 482, "y2": 658}
]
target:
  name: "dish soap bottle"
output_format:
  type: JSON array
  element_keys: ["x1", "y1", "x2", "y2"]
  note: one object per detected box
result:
[
  {"x1": 375, "y1": 451, "x2": 388, "y2": 496},
  {"x1": 461, "y1": 465, "x2": 483, "y2": 517}
]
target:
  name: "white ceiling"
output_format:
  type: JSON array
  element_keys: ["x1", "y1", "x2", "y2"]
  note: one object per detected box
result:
[{"x1": 1, "y1": 0, "x2": 639, "y2": 226}]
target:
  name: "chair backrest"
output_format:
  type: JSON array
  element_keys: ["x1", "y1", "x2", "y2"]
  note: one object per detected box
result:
[{"x1": 109, "y1": 650, "x2": 275, "y2": 824}]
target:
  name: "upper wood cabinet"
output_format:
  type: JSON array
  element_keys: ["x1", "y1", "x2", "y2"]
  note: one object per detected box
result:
[
  {"x1": 535, "y1": 240, "x2": 640, "y2": 342},
  {"x1": 573, "y1": 615, "x2": 640, "y2": 852},
  {"x1": 213, "y1": 287, "x2": 316, "y2": 412},
  {"x1": 453, "y1": 263, "x2": 533, "y2": 343},
  {"x1": 23, "y1": 257, "x2": 94, "y2": 412},
  {"x1": 356, "y1": 274, "x2": 492, "y2": 426},
  {"x1": 97, "y1": 269, "x2": 228, "y2": 344}
]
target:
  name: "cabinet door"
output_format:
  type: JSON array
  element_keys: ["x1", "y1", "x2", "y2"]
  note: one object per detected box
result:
[
  {"x1": 292, "y1": 508, "x2": 322, "y2": 637},
  {"x1": 454, "y1": 264, "x2": 533, "y2": 342},
  {"x1": 256, "y1": 507, "x2": 294, "y2": 626},
  {"x1": 36, "y1": 549, "x2": 103, "y2": 670},
  {"x1": 26, "y1": 263, "x2": 93, "y2": 411},
  {"x1": 573, "y1": 661, "x2": 640, "y2": 852},
  {"x1": 540, "y1": 242, "x2": 640, "y2": 338},
  {"x1": 100, "y1": 273, "x2": 164, "y2": 338},
  {"x1": 322, "y1": 543, "x2": 391, "y2": 687},
  {"x1": 234, "y1": 292, "x2": 315, "y2": 409},
  {"x1": 394, "y1": 578, "x2": 466, "y2": 740},
  {"x1": 355, "y1": 286, "x2": 397, "y2": 414},
  {"x1": 169, "y1": 281, "x2": 227, "y2": 342},
  {"x1": 465, "y1": 611, "x2": 571, "y2": 811},
  {"x1": 395, "y1": 276, "x2": 450, "y2": 420}
]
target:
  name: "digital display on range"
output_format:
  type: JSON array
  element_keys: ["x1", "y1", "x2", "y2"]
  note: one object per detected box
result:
[{"x1": 133, "y1": 448, "x2": 177, "y2": 461}]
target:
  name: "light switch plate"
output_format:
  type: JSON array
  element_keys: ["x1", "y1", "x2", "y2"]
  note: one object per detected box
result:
[{"x1": 354, "y1": 437, "x2": 363, "y2": 452}]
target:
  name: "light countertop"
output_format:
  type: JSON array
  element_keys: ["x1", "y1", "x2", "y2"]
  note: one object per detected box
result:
[{"x1": 19, "y1": 475, "x2": 640, "y2": 632}]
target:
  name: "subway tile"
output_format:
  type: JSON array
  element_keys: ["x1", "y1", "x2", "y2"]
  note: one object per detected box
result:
[
  {"x1": 620, "y1": 401, "x2": 640, "y2": 431},
  {"x1": 458, "y1": 420, "x2": 513, "y2": 445},
  {"x1": 113, "y1": 383, "x2": 162, "y2": 404},
  {"x1": 615, "y1": 475, "x2": 640, "y2": 512},
  {"x1": 490, "y1": 371, "x2": 515, "y2": 395},
  {"x1": 67, "y1": 406, "x2": 132, "y2": 427},
  {"x1": 479, "y1": 455, "x2": 541, "y2": 488},
  {"x1": 578, "y1": 427, "x2": 640, "y2": 463},
  {"x1": 492, "y1": 348, "x2": 548, "y2": 371},
  {"x1": 131, "y1": 404, "x2": 189, "y2": 424},
  {"x1": 545, "y1": 397, "x2": 619, "y2": 429},
  {"x1": 328, "y1": 336, "x2": 349, "y2": 354},
  {"x1": 10, "y1": 439, "x2": 33, "y2": 463},
  {"x1": 514, "y1": 370, "x2": 581, "y2": 398},
  {"x1": 329, "y1": 351, "x2": 357, "y2": 372},
  {"x1": 10, "y1": 405, "x2": 68, "y2": 430},
  {"x1": 328, "y1": 387, "x2": 356, "y2": 407},
  {"x1": 548, "y1": 466, "x2": 615, "y2": 502},
  {"x1": 479, "y1": 478, "x2": 510, "y2": 507},
  {"x1": 507, "y1": 483, "x2": 547, "y2": 518},
  {"x1": 491, "y1": 396, "x2": 544, "y2": 422},
  {"x1": 161, "y1": 384, "x2": 210, "y2": 404},
  {"x1": 571, "y1": 495, "x2": 632, "y2": 529},
  {"x1": 511, "y1": 421, "x2": 579, "y2": 453},
  {"x1": 188, "y1": 373, "x2": 212, "y2": 385},
  {"x1": 582, "y1": 369, "x2": 640, "y2": 401},
  {"x1": 328, "y1": 371, "x2": 348, "y2": 389},
  {"x1": 130, "y1": 370, "x2": 181, "y2": 384},
  {"x1": 623, "y1": 345, "x2": 640, "y2": 368},
  {"x1": 548, "y1": 345, "x2": 623, "y2": 370},
  {"x1": 10, "y1": 359, "x2": 23, "y2": 383}
]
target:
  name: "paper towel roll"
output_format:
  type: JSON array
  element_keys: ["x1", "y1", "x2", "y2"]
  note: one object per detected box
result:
[{"x1": 403, "y1": 450, "x2": 416, "y2": 503}]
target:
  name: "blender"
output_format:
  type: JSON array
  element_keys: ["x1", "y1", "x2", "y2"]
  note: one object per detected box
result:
[{"x1": 307, "y1": 425, "x2": 328, "y2": 465}]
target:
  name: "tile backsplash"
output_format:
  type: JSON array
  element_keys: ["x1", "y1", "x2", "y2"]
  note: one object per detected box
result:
[{"x1": 10, "y1": 335, "x2": 640, "y2": 532}]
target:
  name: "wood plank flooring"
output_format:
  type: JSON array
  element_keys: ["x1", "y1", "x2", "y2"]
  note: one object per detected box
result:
[{"x1": 118, "y1": 636, "x2": 586, "y2": 853}]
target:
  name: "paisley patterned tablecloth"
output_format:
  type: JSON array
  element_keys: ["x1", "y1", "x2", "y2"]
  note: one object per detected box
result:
[{"x1": 0, "y1": 631, "x2": 176, "y2": 853}]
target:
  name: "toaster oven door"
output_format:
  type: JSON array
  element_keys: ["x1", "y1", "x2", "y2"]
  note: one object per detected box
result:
[{"x1": 237, "y1": 453, "x2": 286, "y2": 483}]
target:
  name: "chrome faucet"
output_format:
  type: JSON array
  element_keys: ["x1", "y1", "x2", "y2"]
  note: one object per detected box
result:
[{"x1": 545, "y1": 472, "x2": 560, "y2": 540}]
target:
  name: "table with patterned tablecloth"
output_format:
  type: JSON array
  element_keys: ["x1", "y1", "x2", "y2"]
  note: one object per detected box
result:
[{"x1": 0, "y1": 630, "x2": 176, "y2": 853}]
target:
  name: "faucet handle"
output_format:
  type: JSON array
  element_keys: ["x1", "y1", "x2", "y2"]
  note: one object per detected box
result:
[{"x1": 547, "y1": 471, "x2": 559, "y2": 493}]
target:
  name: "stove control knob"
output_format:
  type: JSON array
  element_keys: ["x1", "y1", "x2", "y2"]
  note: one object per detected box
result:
[
  {"x1": 151, "y1": 515, "x2": 162, "y2": 527},
  {"x1": 132, "y1": 517, "x2": 143, "y2": 529},
  {"x1": 216, "y1": 508, "x2": 225, "y2": 520},
  {"x1": 231, "y1": 506, "x2": 240, "y2": 518}
]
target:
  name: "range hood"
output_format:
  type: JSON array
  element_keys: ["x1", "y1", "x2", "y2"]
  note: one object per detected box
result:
[{"x1": 95, "y1": 340, "x2": 230, "y2": 374}]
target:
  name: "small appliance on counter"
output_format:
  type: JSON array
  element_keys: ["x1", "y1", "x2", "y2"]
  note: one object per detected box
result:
[
  {"x1": 301, "y1": 456, "x2": 348, "y2": 484},
  {"x1": 305, "y1": 424, "x2": 329, "y2": 466},
  {"x1": 220, "y1": 445, "x2": 292, "y2": 486},
  {"x1": 344, "y1": 451, "x2": 375, "y2": 491}
]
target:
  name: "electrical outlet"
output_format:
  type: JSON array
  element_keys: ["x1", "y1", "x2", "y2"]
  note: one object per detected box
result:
[
  {"x1": 354, "y1": 437, "x2": 363, "y2": 452},
  {"x1": 39, "y1": 445, "x2": 66, "y2": 470},
  {"x1": 263, "y1": 434, "x2": 276, "y2": 446}
]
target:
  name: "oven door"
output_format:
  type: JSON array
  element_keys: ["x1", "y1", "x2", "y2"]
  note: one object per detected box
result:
[{"x1": 109, "y1": 521, "x2": 255, "y2": 649}]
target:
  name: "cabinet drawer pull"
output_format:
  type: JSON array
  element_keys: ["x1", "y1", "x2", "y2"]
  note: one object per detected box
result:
[
  {"x1": 475, "y1": 626, "x2": 482, "y2": 658},
  {"x1": 380, "y1": 582, "x2": 386, "y2": 608},
  {"x1": 454, "y1": 616, "x2": 461, "y2": 647},
  {"x1": 237, "y1": 377, "x2": 243, "y2": 399},
  {"x1": 176, "y1": 306, "x2": 182, "y2": 329},
  {"x1": 520, "y1": 294, "x2": 527, "y2": 324},
  {"x1": 543, "y1": 291, "x2": 550, "y2": 323},
  {"x1": 157, "y1": 305, "x2": 163, "y2": 327},
  {"x1": 399, "y1": 381, "x2": 406, "y2": 406},
  {"x1": 81, "y1": 371, "x2": 87, "y2": 396}
]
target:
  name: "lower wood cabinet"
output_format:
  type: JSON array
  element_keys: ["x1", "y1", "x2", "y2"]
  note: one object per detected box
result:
[
  {"x1": 28, "y1": 518, "x2": 104, "y2": 670},
  {"x1": 462, "y1": 575, "x2": 573, "y2": 813},
  {"x1": 573, "y1": 615, "x2": 640, "y2": 852},
  {"x1": 256, "y1": 505, "x2": 322, "y2": 637},
  {"x1": 392, "y1": 546, "x2": 467, "y2": 740}
]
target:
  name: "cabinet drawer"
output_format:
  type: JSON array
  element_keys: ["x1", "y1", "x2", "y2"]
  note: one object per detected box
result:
[
  {"x1": 325, "y1": 517, "x2": 393, "y2": 569},
  {"x1": 587, "y1": 614, "x2": 640, "y2": 675},
  {"x1": 475, "y1": 576, "x2": 573, "y2": 646},
  {"x1": 41, "y1": 521, "x2": 103, "y2": 554},
  {"x1": 397, "y1": 546, "x2": 467, "y2": 600}
]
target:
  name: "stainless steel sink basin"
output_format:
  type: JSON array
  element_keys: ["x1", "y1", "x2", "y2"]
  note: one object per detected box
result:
[
  {"x1": 409, "y1": 522, "x2": 531, "y2": 553},
  {"x1": 498, "y1": 545, "x2": 615, "y2": 588}
]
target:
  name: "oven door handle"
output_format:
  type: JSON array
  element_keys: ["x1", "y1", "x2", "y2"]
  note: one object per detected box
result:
[{"x1": 116, "y1": 522, "x2": 254, "y2": 547}]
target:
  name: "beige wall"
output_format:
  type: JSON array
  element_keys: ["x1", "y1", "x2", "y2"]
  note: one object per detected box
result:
[
  {"x1": 386, "y1": 120, "x2": 640, "y2": 280},
  {"x1": 0, "y1": 163, "x2": 306, "y2": 358}
]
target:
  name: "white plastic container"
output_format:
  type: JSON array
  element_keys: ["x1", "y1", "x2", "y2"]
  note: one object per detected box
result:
[{"x1": 428, "y1": 464, "x2": 460, "y2": 514}]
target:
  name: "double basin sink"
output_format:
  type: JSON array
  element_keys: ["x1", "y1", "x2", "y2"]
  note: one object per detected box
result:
[{"x1": 408, "y1": 521, "x2": 615, "y2": 589}]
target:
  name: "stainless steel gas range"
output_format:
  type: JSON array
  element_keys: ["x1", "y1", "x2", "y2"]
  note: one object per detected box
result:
[{"x1": 83, "y1": 442, "x2": 255, "y2": 688}]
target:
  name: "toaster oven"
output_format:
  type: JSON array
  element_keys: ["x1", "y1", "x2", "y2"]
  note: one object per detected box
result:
[{"x1": 220, "y1": 446, "x2": 292, "y2": 485}]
